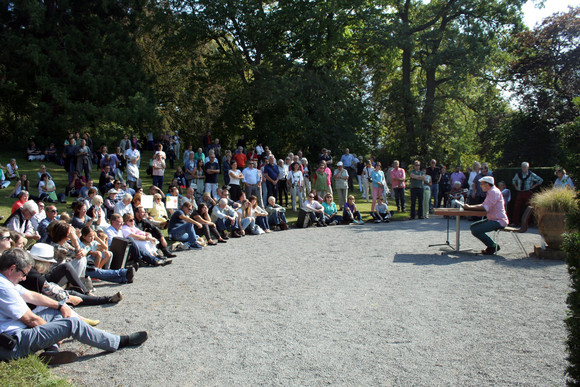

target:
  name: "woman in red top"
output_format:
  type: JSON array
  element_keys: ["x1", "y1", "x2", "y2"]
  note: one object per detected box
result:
[{"x1": 11, "y1": 190, "x2": 29, "y2": 214}]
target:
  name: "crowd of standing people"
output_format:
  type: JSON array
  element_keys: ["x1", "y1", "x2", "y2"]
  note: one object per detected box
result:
[{"x1": 0, "y1": 129, "x2": 574, "y2": 365}]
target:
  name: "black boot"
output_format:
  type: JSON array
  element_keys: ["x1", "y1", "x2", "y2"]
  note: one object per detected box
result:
[{"x1": 161, "y1": 246, "x2": 176, "y2": 258}]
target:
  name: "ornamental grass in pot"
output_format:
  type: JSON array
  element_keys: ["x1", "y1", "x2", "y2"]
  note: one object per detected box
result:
[{"x1": 530, "y1": 188, "x2": 578, "y2": 250}]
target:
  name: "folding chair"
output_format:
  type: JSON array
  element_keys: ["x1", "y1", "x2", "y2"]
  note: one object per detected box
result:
[{"x1": 494, "y1": 206, "x2": 534, "y2": 256}]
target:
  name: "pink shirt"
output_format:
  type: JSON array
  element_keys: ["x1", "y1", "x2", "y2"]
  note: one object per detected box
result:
[
  {"x1": 482, "y1": 186, "x2": 509, "y2": 227},
  {"x1": 390, "y1": 168, "x2": 406, "y2": 188}
]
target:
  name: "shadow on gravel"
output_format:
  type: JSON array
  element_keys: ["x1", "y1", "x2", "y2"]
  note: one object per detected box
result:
[
  {"x1": 494, "y1": 256, "x2": 566, "y2": 269},
  {"x1": 394, "y1": 252, "x2": 566, "y2": 270},
  {"x1": 73, "y1": 351, "x2": 114, "y2": 363},
  {"x1": 393, "y1": 252, "x2": 507, "y2": 265}
]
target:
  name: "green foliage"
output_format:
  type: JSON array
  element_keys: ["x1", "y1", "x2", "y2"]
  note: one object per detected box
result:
[
  {"x1": 564, "y1": 193, "x2": 580, "y2": 385},
  {"x1": 0, "y1": 355, "x2": 73, "y2": 387},
  {"x1": 361, "y1": 0, "x2": 526, "y2": 159},
  {"x1": 503, "y1": 7, "x2": 580, "y2": 169},
  {"x1": 558, "y1": 98, "x2": 580, "y2": 179},
  {"x1": 0, "y1": 0, "x2": 159, "y2": 144},
  {"x1": 497, "y1": 112, "x2": 561, "y2": 167}
]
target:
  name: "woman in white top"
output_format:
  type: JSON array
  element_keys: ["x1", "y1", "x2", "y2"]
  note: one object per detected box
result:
[
  {"x1": 554, "y1": 167, "x2": 575, "y2": 190},
  {"x1": 289, "y1": 162, "x2": 304, "y2": 211},
  {"x1": 90, "y1": 195, "x2": 110, "y2": 231},
  {"x1": 228, "y1": 160, "x2": 244, "y2": 202},
  {"x1": 301, "y1": 158, "x2": 311, "y2": 196},
  {"x1": 38, "y1": 173, "x2": 64, "y2": 203},
  {"x1": 362, "y1": 160, "x2": 373, "y2": 203},
  {"x1": 6, "y1": 159, "x2": 19, "y2": 179},
  {"x1": 238, "y1": 199, "x2": 255, "y2": 235}
]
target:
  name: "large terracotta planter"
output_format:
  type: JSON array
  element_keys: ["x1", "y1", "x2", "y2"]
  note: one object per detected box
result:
[{"x1": 537, "y1": 211, "x2": 567, "y2": 250}]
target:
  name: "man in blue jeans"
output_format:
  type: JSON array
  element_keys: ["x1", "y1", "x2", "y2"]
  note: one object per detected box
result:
[
  {"x1": 167, "y1": 202, "x2": 203, "y2": 249},
  {"x1": 0, "y1": 249, "x2": 147, "y2": 365},
  {"x1": 460, "y1": 176, "x2": 509, "y2": 255},
  {"x1": 426, "y1": 159, "x2": 441, "y2": 213}
]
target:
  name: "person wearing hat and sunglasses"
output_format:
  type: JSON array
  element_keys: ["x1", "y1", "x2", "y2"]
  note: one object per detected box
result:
[
  {"x1": 22, "y1": 243, "x2": 123, "y2": 308},
  {"x1": 459, "y1": 175, "x2": 509, "y2": 255}
]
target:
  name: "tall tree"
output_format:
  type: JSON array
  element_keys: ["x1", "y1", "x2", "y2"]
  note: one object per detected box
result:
[{"x1": 364, "y1": 0, "x2": 525, "y2": 158}]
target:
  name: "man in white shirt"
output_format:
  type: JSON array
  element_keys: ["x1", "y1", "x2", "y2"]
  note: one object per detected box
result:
[
  {"x1": 114, "y1": 194, "x2": 134, "y2": 217},
  {"x1": 125, "y1": 143, "x2": 140, "y2": 168},
  {"x1": 242, "y1": 160, "x2": 260, "y2": 199},
  {"x1": 0, "y1": 248, "x2": 147, "y2": 364},
  {"x1": 302, "y1": 193, "x2": 326, "y2": 227},
  {"x1": 211, "y1": 199, "x2": 242, "y2": 239}
]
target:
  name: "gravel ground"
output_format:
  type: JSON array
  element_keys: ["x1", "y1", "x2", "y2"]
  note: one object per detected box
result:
[{"x1": 53, "y1": 217, "x2": 569, "y2": 386}]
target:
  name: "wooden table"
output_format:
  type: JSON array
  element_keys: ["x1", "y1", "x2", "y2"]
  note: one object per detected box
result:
[{"x1": 432, "y1": 208, "x2": 487, "y2": 252}]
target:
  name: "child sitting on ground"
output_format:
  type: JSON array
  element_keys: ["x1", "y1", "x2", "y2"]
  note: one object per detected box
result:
[
  {"x1": 371, "y1": 197, "x2": 390, "y2": 223},
  {"x1": 343, "y1": 195, "x2": 364, "y2": 224}
]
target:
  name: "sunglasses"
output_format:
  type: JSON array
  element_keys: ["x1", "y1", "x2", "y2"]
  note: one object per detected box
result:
[
  {"x1": 0, "y1": 235, "x2": 10, "y2": 241},
  {"x1": 16, "y1": 268, "x2": 29, "y2": 277}
]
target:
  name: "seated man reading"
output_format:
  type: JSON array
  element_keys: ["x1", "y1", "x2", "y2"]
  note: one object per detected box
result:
[{"x1": 460, "y1": 176, "x2": 509, "y2": 255}]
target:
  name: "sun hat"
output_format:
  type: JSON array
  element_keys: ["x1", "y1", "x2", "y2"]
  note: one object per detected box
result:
[
  {"x1": 29, "y1": 243, "x2": 57, "y2": 263},
  {"x1": 337, "y1": 161, "x2": 344, "y2": 166},
  {"x1": 108, "y1": 188, "x2": 118, "y2": 195}
]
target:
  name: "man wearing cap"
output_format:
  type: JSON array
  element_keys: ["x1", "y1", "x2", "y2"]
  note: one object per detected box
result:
[
  {"x1": 104, "y1": 188, "x2": 118, "y2": 219},
  {"x1": 460, "y1": 176, "x2": 509, "y2": 255},
  {"x1": 0, "y1": 248, "x2": 147, "y2": 364},
  {"x1": 333, "y1": 162, "x2": 349, "y2": 209},
  {"x1": 340, "y1": 148, "x2": 357, "y2": 191}
]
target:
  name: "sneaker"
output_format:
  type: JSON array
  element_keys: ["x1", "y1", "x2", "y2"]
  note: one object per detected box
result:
[
  {"x1": 179, "y1": 242, "x2": 191, "y2": 250},
  {"x1": 374, "y1": 219, "x2": 381, "y2": 223},
  {"x1": 170, "y1": 242, "x2": 183, "y2": 251},
  {"x1": 109, "y1": 292, "x2": 123, "y2": 303},
  {"x1": 81, "y1": 317, "x2": 100, "y2": 326}
]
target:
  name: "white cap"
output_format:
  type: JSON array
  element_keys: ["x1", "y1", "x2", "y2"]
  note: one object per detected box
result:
[{"x1": 480, "y1": 176, "x2": 494, "y2": 185}]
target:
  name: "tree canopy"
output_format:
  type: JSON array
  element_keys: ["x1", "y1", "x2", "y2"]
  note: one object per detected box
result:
[{"x1": 0, "y1": 1, "x2": 578, "y2": 168}]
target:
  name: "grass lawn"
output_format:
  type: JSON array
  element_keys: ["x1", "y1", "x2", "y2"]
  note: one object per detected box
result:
[
  {"x1": 0, "y1": 149, "x2": 414, "y2": 224},
  {"x1": 0, "y1": 355, "x2": 73, "y2": 386}
]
